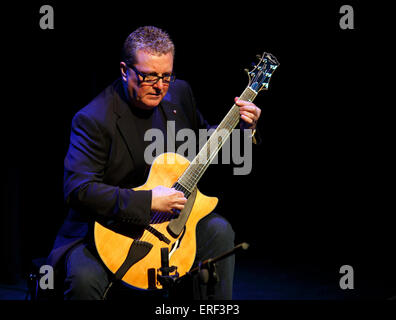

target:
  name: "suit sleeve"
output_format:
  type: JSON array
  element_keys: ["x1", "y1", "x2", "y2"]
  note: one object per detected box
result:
[{"x1": 63, "y1": 111, "x2": 151, "y2": 227}]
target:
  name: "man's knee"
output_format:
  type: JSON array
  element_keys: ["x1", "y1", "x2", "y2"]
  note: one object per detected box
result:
[
  {"x1": 199, "y1": 213, "x2": 235, "y2": 250},
  {"x1": 64, "y1": 245, "x2": 109, "y2": 300},
  {"x1": 211, "y1": 213, "x2": 234, "y2": 238}
]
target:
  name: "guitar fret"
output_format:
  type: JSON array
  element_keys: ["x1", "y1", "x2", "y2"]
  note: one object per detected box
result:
[{"x1": 190, "y1": 115, "x2": 241, "y2": 186}]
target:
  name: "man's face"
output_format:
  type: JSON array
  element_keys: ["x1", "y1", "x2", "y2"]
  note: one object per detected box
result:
[{"x1": 121, "y1": 50, "x2": 174, "y2": 110}]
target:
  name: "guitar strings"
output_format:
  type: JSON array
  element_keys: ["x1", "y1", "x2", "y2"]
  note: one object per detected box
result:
[
  {"x1": 179, "y1": 106, "x2": 239, "y2": 190},
  {"x1": 178, "y1": 104, "x2": 239, "y2": 190},
  {"x1": 179, "y1": 87, "x2": 257, "y2": 190},
  {"x1": 181, "y1": 104, "x2": 242, "y2": 190},
  {"x1": 191, "y1": 115, "x2": 241, "y2": 187}
]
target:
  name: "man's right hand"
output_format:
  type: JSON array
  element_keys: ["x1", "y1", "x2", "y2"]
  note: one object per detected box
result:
[{"x1": 151, "y1": 185, "x2": 187, "y2": 214}]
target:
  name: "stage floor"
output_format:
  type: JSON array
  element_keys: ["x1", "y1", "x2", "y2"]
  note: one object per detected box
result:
[{"x1": 1, "y1": 257, "x2": 395, "y2": 300}]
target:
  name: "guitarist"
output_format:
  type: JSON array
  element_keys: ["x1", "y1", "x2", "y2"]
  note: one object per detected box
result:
[{"x1": 47, "y1": 26, "x2": 261, "y2": 300}]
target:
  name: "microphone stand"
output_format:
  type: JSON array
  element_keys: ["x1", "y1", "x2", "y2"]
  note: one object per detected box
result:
[{"x1": 157, "y1": 242, "x2": 249, "y2": 299}]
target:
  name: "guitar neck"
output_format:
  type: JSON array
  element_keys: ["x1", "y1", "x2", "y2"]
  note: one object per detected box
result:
[{"x1": 178, "y1": 86, "x2": 258, "y2": 193}]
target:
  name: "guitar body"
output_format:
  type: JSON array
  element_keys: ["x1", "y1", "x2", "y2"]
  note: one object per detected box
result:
[{"x1": 94, "y1": 153, "x2": 218, "y2": 290}]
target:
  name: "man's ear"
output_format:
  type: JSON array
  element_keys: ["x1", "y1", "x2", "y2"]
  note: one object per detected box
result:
[{"x1": 120, "y1": 62, "x2": 128, "y2": 82}]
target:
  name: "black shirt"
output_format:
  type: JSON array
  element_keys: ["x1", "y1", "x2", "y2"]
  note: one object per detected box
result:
[{"x1": 128, "y1": 103, "x2": 168, "y2": 184}]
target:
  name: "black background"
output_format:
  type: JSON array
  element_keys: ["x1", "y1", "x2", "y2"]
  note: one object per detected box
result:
[{"x1": 1, "y1": 1, "x2": 394, "y2": 295}]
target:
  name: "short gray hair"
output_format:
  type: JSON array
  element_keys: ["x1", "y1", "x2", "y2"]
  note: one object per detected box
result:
[{"x1": 122, "y1": 26, "x2": 175, "y2": 65}]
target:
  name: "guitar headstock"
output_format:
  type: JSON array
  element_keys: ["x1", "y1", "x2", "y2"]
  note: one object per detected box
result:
[{"x1": 246, "y1": 52, "x2": 279, "y2": 92}]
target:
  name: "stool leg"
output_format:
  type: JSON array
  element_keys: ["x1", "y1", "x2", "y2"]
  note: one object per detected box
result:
[{"x1": 27, "y1": 272, "x2": 39, "y2": 301}]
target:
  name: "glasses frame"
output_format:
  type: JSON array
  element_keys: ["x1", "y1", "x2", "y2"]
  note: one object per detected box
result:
[{"x1": 127, "y1": 64, "x2": 176, "y2": 85}]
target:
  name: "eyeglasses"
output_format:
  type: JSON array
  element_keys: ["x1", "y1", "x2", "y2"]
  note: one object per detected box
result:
[{"x1": 127, "y1": 64, "x2": 176, "y2": 84}]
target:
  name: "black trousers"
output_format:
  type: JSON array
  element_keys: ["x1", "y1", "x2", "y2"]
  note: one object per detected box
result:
[{"x1": 63, "y1": 213, "x2": 235, "y2": 300}]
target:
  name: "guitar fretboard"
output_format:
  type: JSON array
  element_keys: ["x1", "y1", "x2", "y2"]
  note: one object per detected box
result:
[{"x1": 177, "y1": 86, "x2": 258, "y2": 193}]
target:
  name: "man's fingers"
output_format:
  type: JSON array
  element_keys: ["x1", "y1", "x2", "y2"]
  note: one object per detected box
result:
[
  {"x1": 241, "y1": 114, "x2": 254, "y2": 124},
  {"x1": 235, "y1": 97, "x2": 261, "y2": 122},
  {"x1": 173, "y1": 197, "x2": 187, "y2": 204},
  {"x1": 176, "y1": 191, "x2": 185, "y2": 197},
  {"x1": 173, "y1": 204, "x2": 185, "y2": 211},
  {"x1": 239, "y1": 105, "x2": 260, "y2": 113},
  {"x1": 170, "y1": 202, "x2": 186, "y2": 215},
  {"x1": 240, "y1": 110, "x2": 256, "y2": 120},
  {"x1": 171, "y1": 193, "x2": 187, "y2": 204},
  {"x1": 235, "y1": 97, "x2": 256, "y2": 107},
  {"x1": 170, "y1": 188, "x2": 184, "y2": 197}
]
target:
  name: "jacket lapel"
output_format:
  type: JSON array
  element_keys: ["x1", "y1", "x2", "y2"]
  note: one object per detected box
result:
[
  {"x1": 116, "y1": 111, "x2": 143, "y2": 168},
  {"x1": 112, "y1": 81, "x2": 191, "y2": 165},
  {"x1": 112, "y1": 83, "x2": 142, "y2": 167},
  {"x1": 160, "y1": 99, "x2": 188, "y2": 139}
]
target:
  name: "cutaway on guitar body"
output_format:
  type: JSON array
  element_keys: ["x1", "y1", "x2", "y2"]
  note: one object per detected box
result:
[{"x1": 94, "y1": 153, "x2": 218, "y2": 289}]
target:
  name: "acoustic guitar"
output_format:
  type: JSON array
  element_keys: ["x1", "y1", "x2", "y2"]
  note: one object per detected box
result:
[{"x1": 94, "y1": 52, "x2": 279, "y2": 289}]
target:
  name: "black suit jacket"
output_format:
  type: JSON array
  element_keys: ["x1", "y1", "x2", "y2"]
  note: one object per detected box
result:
[{"x1": 48, "y1": 78, "x2": 210, "y2": 266}]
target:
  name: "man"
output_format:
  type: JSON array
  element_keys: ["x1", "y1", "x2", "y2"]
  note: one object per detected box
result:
[{"x1": 48, "y1": 26, "x2": 261, "y2": 300}]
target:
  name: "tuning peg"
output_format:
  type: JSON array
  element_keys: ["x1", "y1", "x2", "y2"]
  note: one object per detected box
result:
[
  {"x1": 244, "y1": 68, "x2": 250, "y2": 75},
  {"x1": 256, "y1": 54, "x2": 262, "y2": 60}
]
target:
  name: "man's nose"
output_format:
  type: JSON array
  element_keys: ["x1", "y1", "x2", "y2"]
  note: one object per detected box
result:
[{"x1": 153, "y1": 78, "x2": 164, "y2": 90}]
